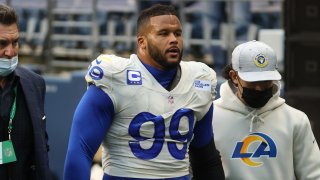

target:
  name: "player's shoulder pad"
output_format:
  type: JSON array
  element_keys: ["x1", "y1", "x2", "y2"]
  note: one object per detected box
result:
[
  {"x1": 181, "y1": 61, "x2": 217, "y2": 80},
  {"x1": 85, "y1": 54, "x2": 132, "y2": 83},
  {"x1": 90, "y1": 54, "x2": 132, "y2": 71}
]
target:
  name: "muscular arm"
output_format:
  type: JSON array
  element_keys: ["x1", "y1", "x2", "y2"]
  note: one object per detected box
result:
[
  {"x1": 189, "y1": 104, "x2": 225, "y2": 180},
  {"x1": 64, "y1": 85, "x2": 114, "y2": 180}
]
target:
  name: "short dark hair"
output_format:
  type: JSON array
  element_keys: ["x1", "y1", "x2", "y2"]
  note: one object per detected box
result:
[
  {"x1": 137, "y1": 4, "x2": 178, "y2": 35},
  {"x1": 222, "y1": 64, "x2": 233, "y2": 80},
  {"x1": 0, "y1": 4, "x2": 19, "y2": 28}
]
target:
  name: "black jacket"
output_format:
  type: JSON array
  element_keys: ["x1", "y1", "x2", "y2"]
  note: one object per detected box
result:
[{"x1": 15, "y1": 66, "x2": 51, "y2": 180}]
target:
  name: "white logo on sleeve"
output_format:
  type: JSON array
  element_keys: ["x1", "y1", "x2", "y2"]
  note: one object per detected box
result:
[{"x1": 194, "y1": 80, "x2": 211, "y2": 91}]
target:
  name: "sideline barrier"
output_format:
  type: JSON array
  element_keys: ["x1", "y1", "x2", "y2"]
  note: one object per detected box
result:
[{"x1": 44, "y1": 71, "x2": 87, "y2": 180}]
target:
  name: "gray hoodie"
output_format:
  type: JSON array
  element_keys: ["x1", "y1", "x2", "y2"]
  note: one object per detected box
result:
[{"x1": 213, "y1": 80, "x2": 320, "y2": 180}]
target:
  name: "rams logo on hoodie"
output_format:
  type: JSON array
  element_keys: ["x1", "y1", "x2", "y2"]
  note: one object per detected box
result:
[{"x1": 232, "y1": 132, "x2": 277, "y2": 167}]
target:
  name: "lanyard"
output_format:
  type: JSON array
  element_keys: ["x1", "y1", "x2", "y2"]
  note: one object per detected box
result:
[{"x1": 8, "y1": 86, "x2": 17, "y2": 140}]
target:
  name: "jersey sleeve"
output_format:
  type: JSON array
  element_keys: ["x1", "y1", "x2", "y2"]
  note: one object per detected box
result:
[
  {"x1": 197, "y1": 62, "x2": 217, "y2": 101},
  {"x1": 85, "y1": 54, "x2": 116, "y2": 94},
  {"x1": 184, "y1": 61, "x2": 217, "y2": 121},
  {"x1": 85, "y1": 54, "x2": 132, "y2": 108},
  {"x1": 191, "y1": 103, "x2": 214, "y2": 147},
  {"x1": 64, "y1": 85, "x2": 114, "y2": 180}
]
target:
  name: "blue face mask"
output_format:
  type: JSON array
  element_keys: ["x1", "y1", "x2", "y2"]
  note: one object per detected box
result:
[{"x1": 0, "y1": 56, "x2": 18, "y2": 77}]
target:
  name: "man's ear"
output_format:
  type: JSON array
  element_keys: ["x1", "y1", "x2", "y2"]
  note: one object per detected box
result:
[
  {"x1": 137, "y1": 35, "x2": 146, "y2": 49},
  {"x1": 229, "y1": 70, "x2": 238, "y2": 87}
]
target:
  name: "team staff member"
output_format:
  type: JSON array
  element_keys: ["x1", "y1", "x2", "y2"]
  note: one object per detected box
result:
[
  {"x1": 0, "y1": 4, "x2": 50, "y2": 180},
  {"x1": 213, "y1": 40, "x2": 320, "y2": 179},
  {"x1": 64, "y1": 4, "x2": 224, "y2": 180}
]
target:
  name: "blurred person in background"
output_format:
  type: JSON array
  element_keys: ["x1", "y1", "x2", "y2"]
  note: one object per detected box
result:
[
  {"x1": 64, "y1": 4, "x2": 224, "y2": 180},
  {"x1": 183, "y1": 0, "x2": 251, "y2": 72},
  {"x1": 212, "y1": 40, "x2": 320, "y2": 179},
  {"x1": 205, "y1": 0, "x2": 251, "y2": 69},
  {"x1": 0, "y1": 3, "x2": 50, "y2": 180},
  {"x1": 207, "y1": 1, "x2": 251, "y2": 40}
]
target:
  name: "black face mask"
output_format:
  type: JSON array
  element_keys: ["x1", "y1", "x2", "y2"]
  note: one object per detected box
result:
[{"x1": 241, "y1": 86, "x2": 273, "y2": 108}]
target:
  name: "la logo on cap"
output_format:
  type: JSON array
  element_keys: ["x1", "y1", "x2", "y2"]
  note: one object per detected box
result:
[{"x1": 254, "y1": 53, "x2": 268, "y2": 68}]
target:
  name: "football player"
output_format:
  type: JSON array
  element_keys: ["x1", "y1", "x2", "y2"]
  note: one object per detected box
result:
[{"x1": 64, "y1": 4, "x2": 224, "y2": 180}]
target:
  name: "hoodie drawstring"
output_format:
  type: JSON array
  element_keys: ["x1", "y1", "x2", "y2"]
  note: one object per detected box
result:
[{"x1": 245, "y1": 110, "x2": 265, "y2": 132}]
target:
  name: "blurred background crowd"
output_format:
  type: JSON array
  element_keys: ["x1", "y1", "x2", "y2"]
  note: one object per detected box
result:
[
  {"x1": 1, "y1": 0, "x2": 319, "y2": 179},
  {"x1": 1, "y1": 0, "x2": 284, "y2": 74}
]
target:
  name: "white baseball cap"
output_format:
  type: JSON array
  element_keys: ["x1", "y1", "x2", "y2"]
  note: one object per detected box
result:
[{"x1": 232, "y1": 40, "x2": 281, "y2": 82}]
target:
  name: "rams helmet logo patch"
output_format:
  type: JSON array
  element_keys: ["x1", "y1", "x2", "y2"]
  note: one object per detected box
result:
[
  {"x1": 89, "y1": 66, "x2": 104, "y2": 80},
  {"x1": 254, "y1": 54, "x2": 268, "y2": 68}
]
